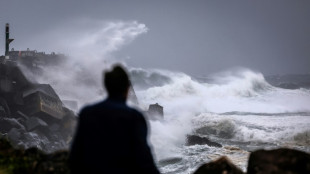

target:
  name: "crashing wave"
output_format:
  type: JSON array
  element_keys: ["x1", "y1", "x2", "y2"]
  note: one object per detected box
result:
[
  {"x1": 293, "y1": 130, "x2": 310, "y2": 145},
  {"x1": 195, "y1": 119, "x2": 237, "y2": 139},
  {"x1": 129, "y1": 68, "x2": 172, "y2": 90}
]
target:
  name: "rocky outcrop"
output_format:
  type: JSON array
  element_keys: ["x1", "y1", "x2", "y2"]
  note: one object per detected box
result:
[
  {"x1": 247, "y1": 148, "x2": 310, "y2": 174},
  {"x1": 0, "y1": 137, "x2": 69, "y2": 174},
  {"x1": 193, "y1": 157, "x2": 244, "y2": 174},
  {"x1": 0, "y1": 113, "x2": 76, "y2": 152},
  {"x1": 25, "y1": 117, "x2": 48, "y2": 131},
  {"x1": 194, "y1": 148, "x2": 310, "y2": 174},
  {"x1": 186, "y1": 135, "x2": 222, "y2": 147}
]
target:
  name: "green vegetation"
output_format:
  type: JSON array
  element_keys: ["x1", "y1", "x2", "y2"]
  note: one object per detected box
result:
[{"x1": 0, "y1": 138, "x2": 69, "y2": 174}]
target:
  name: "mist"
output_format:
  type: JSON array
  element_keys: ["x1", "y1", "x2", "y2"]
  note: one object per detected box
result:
[
  {"x1": 1, "y1": 0, "x2": 310, "y2": 76},
  {"x1": 20, "y1": 19, "x2": 148, "y2": 108}
]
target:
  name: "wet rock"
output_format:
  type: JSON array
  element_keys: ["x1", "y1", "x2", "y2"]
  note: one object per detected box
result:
[
  {"x1": 0, "y1": 117, "x2": 25, "y2": 132},
  {"x1": 7, "y1": 128, "x2": 22, "y2": 145},
  {"x1": 0, "y1": 97, "x2": 10, "y2": 116},
  {"x1": 147, "y1": 103, "x2": 164, "y2": 120},
  {"x1": 49, "y1": 123, "x2": 60, "y2": 132},
  {"x1": 16, "y1": 110, "x2": 29, "y2": 121},
  {"x1": 186, "y1": 135, "x2": 222, "y2": 147},
  {"x1": 0, "y1": 106, "x2": 6, "y2": 117},
  {"x1": 26, "y1": 117, "x2": 48, "y2": 131},
  {"x1": 247, "y1": 148, "x2": 310, "y2": 174},
  {"x1": 158, "y1": 157, "x2": 183, "y2": 166},
  {"x1": 22, "y1": 131, "x2": 49, "y2": 150},
  {"x1": 193, "y1": 157, "x2": 244, "y2": 174}
]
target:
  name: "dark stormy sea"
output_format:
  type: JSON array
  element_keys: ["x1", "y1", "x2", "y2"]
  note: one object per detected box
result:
[
  {"x1": 129, "y1": 68, "x2": 310, "y2": 174},
  {"x1": 19, "y1": 62, "x2": 310, "y2": 173}
]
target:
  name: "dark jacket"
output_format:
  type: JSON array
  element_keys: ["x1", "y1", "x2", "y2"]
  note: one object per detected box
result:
[{"x1": 69, "y1": 96, "x2": 160, "y2": 174}]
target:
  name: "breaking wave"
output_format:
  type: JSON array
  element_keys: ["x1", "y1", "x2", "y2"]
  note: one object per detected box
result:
[
  {"x1": 292, "y1": 130, "x2": 310, "y2": 146},
  {"x1": 191, "y1": 113, "x2": 310, "y2": 148},
  {"x1": 131, "y1": 67, "x2": 310, "y2": 166},
  {"x1": 129, "y1": 68, "x2": 172, "y2": 90},
  {"x1": 195, "y1": 119, "x2": 237, "y2": 139},
  {"x1": 136, "y1": 68, "x2": 310, "y2": 114}
]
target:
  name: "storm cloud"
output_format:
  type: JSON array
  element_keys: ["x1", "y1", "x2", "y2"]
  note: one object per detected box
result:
[{"x1": 0, "y1": 0, "x2": 309, "y2": 76}]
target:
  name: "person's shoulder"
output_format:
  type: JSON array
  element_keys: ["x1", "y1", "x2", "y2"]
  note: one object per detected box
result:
[
  {"x1": 126, "y1": 106, "x2": 141, "y2": 115},
  {"x1": 78, "y1": 100, "x2": 106, "y2": 117}
]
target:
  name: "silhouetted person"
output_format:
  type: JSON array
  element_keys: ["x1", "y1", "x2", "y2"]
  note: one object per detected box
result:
[{"x1": 69, "y1": 65, "x2": 160, "y2": 174}]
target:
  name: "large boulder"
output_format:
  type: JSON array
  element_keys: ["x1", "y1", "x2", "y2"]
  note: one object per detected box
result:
[
  {"x1": 193, "y1": 157, "x2": 244, "y2": 174},
  {"x1": 7, "y1": 128, "x2": 22, "y2": 144},
  {"x1": 0, "y1": 105, "x2": 6, "y2": 117},
  {"x1": 186, "y1": 135, "x2": 222, "y2": 147},
  {"x1": 0, "y1": 117, "x2": 25, "y2": 133},
  {"x1": 0, "y1": 97, "x2": 10, "y2": 117},
  {"x1": 26, "y1": 117, "x2": 48, "y2": 131},
  {"x1": 247, "y1": 148, "x2": 310, "y2": 174}
]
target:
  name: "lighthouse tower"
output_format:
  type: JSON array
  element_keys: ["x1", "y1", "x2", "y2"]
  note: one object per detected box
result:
[{"x1": 5, "y1": 23, "x2": 14, "y2": 59}]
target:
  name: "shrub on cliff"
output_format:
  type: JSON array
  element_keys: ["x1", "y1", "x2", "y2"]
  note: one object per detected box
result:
[{"x1": 0, "y1": 137, "x2": 69, "y2": 174}]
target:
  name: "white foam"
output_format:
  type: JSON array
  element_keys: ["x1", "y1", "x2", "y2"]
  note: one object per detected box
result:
[
  {"x1": 136, "y1": 68, "x2": 310, "y2": 114},
  {"x1": 134, "y1": 68, "x2": 310, "y2": 163}
]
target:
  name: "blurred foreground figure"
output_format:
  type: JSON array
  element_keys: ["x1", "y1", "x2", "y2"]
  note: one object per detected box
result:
[{"x1": 69, "y1": 65, "x2": 160, "y2": 174}]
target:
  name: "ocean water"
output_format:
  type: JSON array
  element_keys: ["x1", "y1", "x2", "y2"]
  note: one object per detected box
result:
[
  {"x1": 17, "y1": 63, "x2": 310, "y2": 173},
  {"x1": 130, "y1": 68, "x2": 310, "y2": 173}
]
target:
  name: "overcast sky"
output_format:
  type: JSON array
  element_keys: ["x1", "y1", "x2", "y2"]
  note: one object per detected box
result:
[{"x1": 0, "y1": 0, "x2": 309, "y2": 76}]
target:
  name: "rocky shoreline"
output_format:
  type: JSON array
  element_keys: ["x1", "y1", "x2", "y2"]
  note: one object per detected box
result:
[
  {"x1": 0, "y1": 137, "x2": 309, "y2": 174},
  {"x1": 0, "y1": 137, "x2": 69, "y2": 174}
]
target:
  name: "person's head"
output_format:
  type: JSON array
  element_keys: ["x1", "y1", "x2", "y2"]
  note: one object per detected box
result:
[{"x1": 103, "y1": 64, "x2": 130, "y2": 99}]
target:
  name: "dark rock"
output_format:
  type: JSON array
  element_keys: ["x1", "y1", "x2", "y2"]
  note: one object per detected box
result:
[
  {"x1": 186, "y1": 135, "x2": 222, "y2": 147},
  {"x1": 26, "y1": 117, "x2": 48, "y2": 131},
  {"x1": 247, "y1": 148, "x2": 310, "y2": 174},
  {"x1": 0, "y1": 97, "x2": 10, "y2": 116},
  {"x1": 7, "y1": 128, "x2": 22, "y2": 144},
  {"x1": 22, "y1": 131, "x2": 48, "y2": 150},
  {"x1": 193, "y1": 157, "x2": 244, "y2": 174},
  {"x1": 49, "y1": 123, "x2": 60, "y2": 132},
  {"x1": 147, "y1": 103, "x2": 164, "y2": 120},
  {"x1": 0, "y1": 106, "x2": 6, "y2": 117},
  {"x1": 158, "y1": 157, "x2": 183, "y2": 166},
  {"x1": 0, "y1": 59, "x2": 78, "y2": 150},
  {"x1": 0, "y1": 117, "x2": 25, "y2": 132},
  {"x1": 16, "y1": 111, "x2": 29, "y2": 121}
]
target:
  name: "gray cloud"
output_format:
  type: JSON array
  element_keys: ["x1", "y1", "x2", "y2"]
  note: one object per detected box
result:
[{"x1": 1, "y1": 0, "x2": 309, "y2": 76}]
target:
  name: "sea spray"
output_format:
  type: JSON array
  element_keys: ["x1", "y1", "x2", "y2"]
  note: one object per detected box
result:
[
  {"x1": 19, "y1": 20, "x2": 148, "y2": 109},
  {"x1": 132, "y1": 68, "x2": 310, "y2": 173}
]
